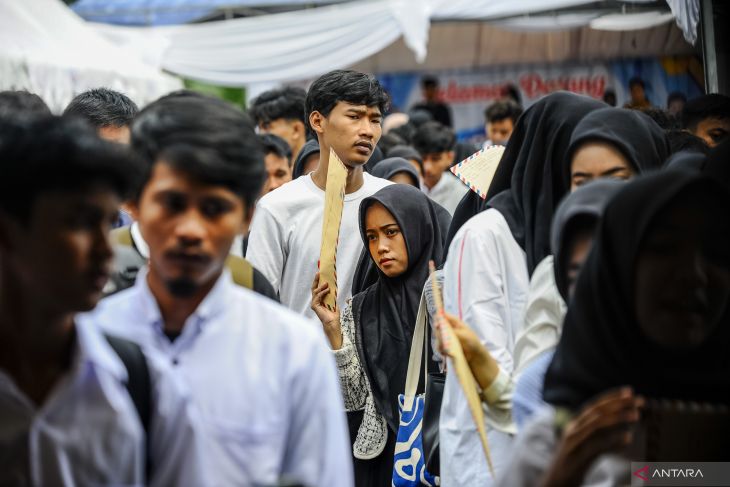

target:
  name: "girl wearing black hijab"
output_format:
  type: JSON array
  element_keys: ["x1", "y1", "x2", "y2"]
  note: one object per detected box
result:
[
  {"x1": 444, "y1": 91, "x2": 606, "y2": 257},
  {"x1": 311, "y1": 184, "x2": 444, "y2": 486},
  {"x1": 500, "y1": 171, "x2": 730, "y2": 486},
  {"x1": 440, "y1": 91, "x2": 605, "y2": 486},
  {"x1": 513, "y1": 106, "x2": 670, "y2": 380}
]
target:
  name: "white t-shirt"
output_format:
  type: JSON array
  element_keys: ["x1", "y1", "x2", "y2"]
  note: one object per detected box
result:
[
  {"x1": 421, "y1": 172, "x2": 468, "y2": 216},
  {"x1": 246, "y1": 172, "x2": 392, "y2": 317}
]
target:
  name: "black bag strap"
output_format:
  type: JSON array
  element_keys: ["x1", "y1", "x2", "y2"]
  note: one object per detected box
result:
[{"x1": 105, "y1": 334, "x2": 152, "y2": 478}]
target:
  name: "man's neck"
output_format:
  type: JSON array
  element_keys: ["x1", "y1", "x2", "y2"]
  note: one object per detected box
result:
[
  {"x1": 311, "y1": 143, "x2": 365, "y2": 194},
  {"x1": 291, "y1": 139, "x2": 305, "y2": 164},
  {"x1": 146, "y1": 270, "x2": 219, "y2": 334},
  {"x1": 0, "y1": 275, "x2": 76, "y2": 403}
]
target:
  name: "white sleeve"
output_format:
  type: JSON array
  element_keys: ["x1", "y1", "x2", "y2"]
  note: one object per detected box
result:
[
  {"x1": 282, "y1": 331, "x2": 355, "y2": 487},
  {"x1": 444, "y1": 227, "x2": 515, "y2": 372},
  {"x1": 513, "y1": 257, "x2": 567, "y2": 377},
  {"x1": 146, "y1": 353, "x2": 210, "y2": 487},
  {"x1": 245, "y1": 204, "x2": 285, "y2": 294}
]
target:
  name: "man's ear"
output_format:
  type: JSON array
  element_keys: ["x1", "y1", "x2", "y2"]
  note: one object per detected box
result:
[
  {"x1": 309, "y1": 111, "x2": 325, "y2": 136},
  {"x1": 292, "y1": 120, "x2": 306, "y2": 140}
]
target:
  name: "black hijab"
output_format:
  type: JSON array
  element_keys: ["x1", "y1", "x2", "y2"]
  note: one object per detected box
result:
[
  {"x1": 445, "y1": 92, "x2": 605, "y2": 263},
  {"x1": 550, "y1": 179, "x2": 624, "y2": 301},
  {"x1": 566, "y1": 107, "x2": 670, "y2": 174},
  {"x1": 292, "y1": 139, "x2": 319, "y2": 179},
  {"x1": 544, "y1": 171, "x2": 730, "y2": 411},
  {"x1": 371, "y1": 157, "x2": 420, "y2": 187},
  {"x1": 352, "y1": 184, "x2": 444, "y2": 432}
]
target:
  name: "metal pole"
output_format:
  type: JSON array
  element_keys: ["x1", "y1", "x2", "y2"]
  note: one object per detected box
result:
[{"x1": 701, "y1": 0, "x2": 718, "y2": 93}]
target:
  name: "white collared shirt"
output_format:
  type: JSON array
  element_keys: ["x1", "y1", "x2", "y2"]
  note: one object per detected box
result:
[
  {"x1": 421, "y1": 172, "x2": 469, "y2": 216},
  {"x1": 0, "y1": 319, "x2": 207, "y2": 487},
  {"x1": 88, "y1": 268, "x2": 354, "y2": 487}
]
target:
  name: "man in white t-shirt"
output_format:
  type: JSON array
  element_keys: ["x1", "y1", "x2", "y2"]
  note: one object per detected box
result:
[
  {"x1": 413, "y1": 121, "x2": 468, "y2": 215},
  {"x1": 246, "y1": 70, "x2": 392, "y2": 317}
]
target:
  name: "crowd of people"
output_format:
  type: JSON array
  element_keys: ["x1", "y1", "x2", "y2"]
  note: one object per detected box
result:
[{"x1": 0, "y1": 68, "x2": 728, "y2": 487}]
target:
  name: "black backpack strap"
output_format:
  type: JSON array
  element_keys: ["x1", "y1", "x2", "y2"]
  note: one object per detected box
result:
[{"x1": 105, "y1": 334, "x2": 152, "y2": 478}]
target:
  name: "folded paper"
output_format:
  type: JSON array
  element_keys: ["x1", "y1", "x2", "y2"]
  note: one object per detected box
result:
[
  {"x1": 450, "y1": 146, "x2": 506, "y2": 200},
  {"x1": 318, "y1": 148, "x2": 348, "y2": 312}
]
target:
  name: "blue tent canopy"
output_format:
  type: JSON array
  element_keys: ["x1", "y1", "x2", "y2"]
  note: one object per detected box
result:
[{"x1": 72, "y1": 0, "x2": 350, "y2": 26}]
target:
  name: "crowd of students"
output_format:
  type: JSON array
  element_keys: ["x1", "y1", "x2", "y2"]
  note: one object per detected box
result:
[{"x1": 0, "y1": 70, "x2": 728, "y2": 487}]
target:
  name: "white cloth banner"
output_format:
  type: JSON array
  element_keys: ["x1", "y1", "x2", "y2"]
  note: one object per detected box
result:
[
  {"x1": 93, "y1": 0, "x2": 431, "y2": 86},
  {"x1": 0, "y1": 0, "x2": 181, "y2": 113}
]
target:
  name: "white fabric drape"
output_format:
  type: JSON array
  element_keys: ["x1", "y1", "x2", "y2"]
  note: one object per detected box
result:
[
  {"x1": 93, "y1": 0, "x2": 431, "y2": 86},
  {"x1": 88, "y1": 0, "x2": 689, "y2": 87},
  {"x1": 0, "y1": 0, "x2": 181, "y2": 113},
  {"x1": 666, "y1": 0, "x2": 700, "y2": 45}
]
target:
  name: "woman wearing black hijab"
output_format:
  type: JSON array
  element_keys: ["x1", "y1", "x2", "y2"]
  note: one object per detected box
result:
[
  {"x1": 500, "y1": 171, "x2": 730, "y2": 486},
  {"x1": 311, "y1": 184, "x2": 444, "y2": 486},
  {"x1": 444, "y1": 92, "x2": 606, "y2": 258},
  {"x1": 440, "y1": 91, "x2": 605, "y2": 486}
]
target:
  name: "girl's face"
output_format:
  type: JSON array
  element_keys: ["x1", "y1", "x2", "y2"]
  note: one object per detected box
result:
[
  {"x1": 634, "y1": 198, "x2": 730, "y2": 348},
  {"x1": 365, "y1": 202, "x2": 408, "y2": 278},
  {"x1": 571, "y1": 141, "x2": 635, "y2": 191}
]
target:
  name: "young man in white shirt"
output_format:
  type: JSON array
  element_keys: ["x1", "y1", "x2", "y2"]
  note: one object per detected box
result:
[
  {"x1": 413, "y1": 121, "x2": 468, "y2": 215},
  {"x1": 246, "y1": 70, "x2": 392, "y2": 317},
  {"x1": 86, "y1": 93, "x2": 353, "y2": 487},
  {"x1": 0, "y1": 116, "x2": 206, "y2": 486}
]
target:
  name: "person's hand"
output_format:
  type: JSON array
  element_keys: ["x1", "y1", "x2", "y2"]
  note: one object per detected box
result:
[
  {"x1": 541, "y1": 387, "x2": 645, "y2": 487},
  {"x1": 436, "y1": 313, "x2": 500, "y2": 390},
  {"x1": 310, "y1": 273, "x2": 342, "y2": 349}
]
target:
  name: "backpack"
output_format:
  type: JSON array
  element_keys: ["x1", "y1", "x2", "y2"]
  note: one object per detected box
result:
[
  {"x1": 105, "y1": 335, "x2": 152, "y2": 477},
  {"x1": 106, "y1": 225, "x2": 254, "y2": 295}
]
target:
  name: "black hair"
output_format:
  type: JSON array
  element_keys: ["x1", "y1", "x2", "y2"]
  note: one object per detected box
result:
[
  {"x1": 638, "y1": 106, "x2": 676, "y2": 130},
  {"x1": 0, "y1": 90, "x2": 52, "y2": 120},
  {"x1": 249, "y1": 86, "x2": 306, "y2": 125},
  {"x1": 667, "y1": 91, "x2": 687, "y2": 106},
  {"x1": 502, "y1": 84, "x2": 522, "y2": 106},
  {"x1": 602, "y1": 89, "x2": 617, "y2": 106},
  {"x1": 484, "y1": 100, "x2": 523, "y2": 124},
  {"x1": 258, "y1": 133, "x2": 292, "y2": 164},
  {"x1": 412, "y1": 121, "x2": 456, "y2": 155},
  {"x1": 667, "y1": 129, "x2": 710, "y2": 155},
  {"x1": 681, "y1": 93, "x2": 730, "y2": 131},
  {"x1": 131, "y1": 93, "x2": 264, "y2": 209},
  {"x1": 63, "y1": 88, "x2": 138, "y2": 129},
  {"x1": 0, "y1": 116, "x2": 139, "y2": 223},
  {"x1": 628, "y1": 77, "x2": 645, "y2": 90},
  {"x1": 377, "y1": 132, "x2": 406, "y2": 155},
  {"x1": 407, "y1": 109, "x2": 433, "y2": 127},
  {"x1": 305, "y1": 70, "x2": 389, "y2": 130},
  {"x1": 421, "y1": 76, "x2": 439, "y2": 89}
]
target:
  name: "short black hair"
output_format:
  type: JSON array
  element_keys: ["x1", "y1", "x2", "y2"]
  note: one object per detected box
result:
[
  {"x1": 422, "y1": 76, "x2": 439, "y2": 89},
  {"x1": 681, "y1": 94, "x2": 730, "y2": 131},
  {"x1": 638, "y1": 106, "x2": 676, "y2": 130},
  {"x1": 249, "y1": 86, "x2": 306, "y2": 125},
  {"x1": 667, "y1": 91, "x2": 687, "y2": 106},
  {"x1": 412, "y1": 121, "x2": 456, "y2": 156},
  {"x1": 305, "y1": 70, "x2": 389, "y2": 130},
  {"x1": 131, "y1": 93, "x2": 265, "y2": 209},
  {"x1": 485, "y1": 100, "x2": 523, "y2": 124},
  {"x1": 63, "y1": 88, "x2": 138, "y2": 129},
  {"x1": 377, "y1": 132, "x2": 406, "y2": 155},
  {"x1": 0, "y1": 116, "x2": 139, "y2": 223},
  {"x1": 667, "y1": 129, "x2": 710, "y2": 155},
  {"x1": 628, "y1": 77, "x2": 645, "y2": 90},
  {"x1": 0, "y1": 90, "x2": 52, "y2": 120},
  {"x1": 258, "y1": 133, "x2": 292, "y2": 164}
]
